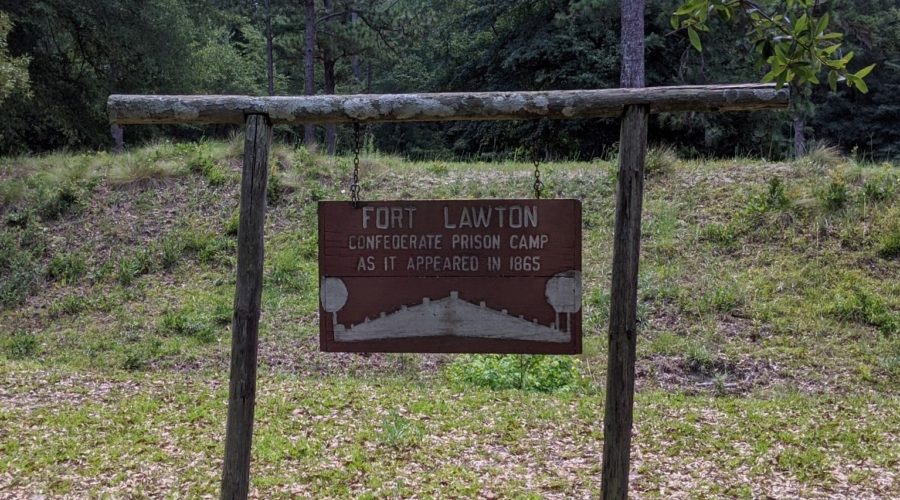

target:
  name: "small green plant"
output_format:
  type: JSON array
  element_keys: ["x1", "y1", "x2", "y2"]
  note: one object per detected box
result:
[
  {"x1": 49, "y1": 294, "x2": 88, "y2": 317},
  {"x1": 877, "y1": 225, "x2": 900, "y2": 259},
  {"x1": 446, "y1": 354, "x2": 581, "y2": 392},
  {"x1": 818, "y1": 176, "x2": 849, "y2": 212},
  {"x1": 225, "y1": 209, "x2": 240, "y2": 236},
  {"x1": 36, "y1": 183, "x2": 86, "y2": 220},
  {"x1": 160, "y1": 234, "x2": 186, "y2": 269},
  {"x1": 644, "y1": 145, "x2": 678, "y2": 175},
  {"x1": 685, "y1": 342, "x2": 715, "y2": 374},
  {"x1": 745, "y1": 177, "x2": 791, "y2": 216},
  {"x1": 3, "y1": 331, "x2": 38, "y2": 359},
  {"x1": 378, "y1": 411, "x2": 423, "y2": 449},
  {"x1": 116, "y1": 250, "x2": 154, "y2": 286},
  {"x1": 158, "y1": 308, "x2": 217, "y2": 343},
  {"x1": 826, "y1": 283, "x2": 898, "y2": 336},
  {"x1": 46, "y1": 252, "x2": 87, "y2": 284},
  {"x1": 802, "y1": 143, "x2": 844, "y2": 170},
  {"x1": 700, "y1": 222, "x2": 739, "y2": 247},
  {"x1": 0, "y1": 228, "x2": 44, "y2": 308},
  {"x1": 267, "y1": 171, "x2": 287, "y2": 206},
  {"x1": 120, "y1": 339, "x2": 162, "y2": 371},
  {"x1": 862, "y1": 168, "x2": 897, "y2": 202},
  {"x1": 425, "y1": 161, "x2": 449, "y2": 175},
  {"x1": 187, "y1": 143, "x2": 226, "y2": 186}
]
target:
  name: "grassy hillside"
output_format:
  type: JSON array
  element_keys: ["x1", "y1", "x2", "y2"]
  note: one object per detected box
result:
[{"x1": 1, "y1": 140, "x2": 898, "y2": 497}]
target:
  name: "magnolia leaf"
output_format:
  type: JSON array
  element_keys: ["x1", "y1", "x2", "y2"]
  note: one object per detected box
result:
[
  {"x1": 855, "y1": 64, "x2": 875, "y2": 79},
  {"x1": 688, "y1": 27, "x2": 702, "y2": 51},
  {"x1": 795, "y1": 14, "x2": 808, "y2": 34}
]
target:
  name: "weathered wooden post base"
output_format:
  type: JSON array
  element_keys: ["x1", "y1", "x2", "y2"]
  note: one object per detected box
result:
[{"x1": 220, "y1": 113, "x2": 272, "y2": 500}]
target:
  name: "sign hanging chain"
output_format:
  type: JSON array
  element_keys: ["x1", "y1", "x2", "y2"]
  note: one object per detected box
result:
[
  {"x1": 532, "y1": 140, "x2": 544, "y2": 199},
  {"x1": 350, "y1": 122, "x2": 362, "y2": 208}
]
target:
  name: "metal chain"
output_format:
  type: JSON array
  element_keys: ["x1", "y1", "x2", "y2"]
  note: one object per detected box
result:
[
  {"x1": 350, "y1": 122, "x2": 361, "y2": 208},
  {"x1": 532, "y1": 142, "x2": 544, "y2": 199}
]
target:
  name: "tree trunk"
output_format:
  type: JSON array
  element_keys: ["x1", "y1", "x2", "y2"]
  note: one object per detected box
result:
[
  {"x1": 793, "y1": 114, "x2": 806, "y2": 157},
  {"x1": 602, "y1": 0, "x2": 646, "y2": 498},
  {"x1": 303, "y1": 0, "x2": 317, "y2": 148},
  {"x1": 265, "y1": 0, "x2": 274, "y2": 96},
  {"x1": 220, "y1": 114, "x2": 272, "y2": 500},
  {"x1": 351, "y1": 11, "x2": 362, "y2": 84},
  {"x1": 322, "y1": 0, "x2": 336, "y2": 155}
]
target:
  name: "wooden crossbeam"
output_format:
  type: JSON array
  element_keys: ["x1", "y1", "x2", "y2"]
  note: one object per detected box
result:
[{"x1": 108, "y1": 84, "x2": 788, "y2": 125}]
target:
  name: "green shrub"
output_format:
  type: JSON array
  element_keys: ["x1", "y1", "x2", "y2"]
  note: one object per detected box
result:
[
  {"x1": 46, "y1": 252, "x2": 87, "y2": 284},
  {"x1": 445, "y1": 354, "x2": 581, "y2": 392},
  {"x1": 3, "y1": 331, "x2": 38, "y2": 359}
]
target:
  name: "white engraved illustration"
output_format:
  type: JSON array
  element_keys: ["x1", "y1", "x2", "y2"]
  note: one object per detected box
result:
[{"x1": 321, "y1": 271, "x2": 581, "y2": 342}]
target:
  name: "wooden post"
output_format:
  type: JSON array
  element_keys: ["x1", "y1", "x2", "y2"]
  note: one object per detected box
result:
[
  {"x1": 601, "y1": 104, "x2": 648, "y2": 498},
  {"x1": 602, "y1": 1, "x2": 646, "y2": 497},
  {"x1": 220, "y1": 113, "x2": 272, "y2": 500}
]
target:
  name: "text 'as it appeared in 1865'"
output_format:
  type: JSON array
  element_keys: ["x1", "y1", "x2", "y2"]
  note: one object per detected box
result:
[{"x1": 318, "y1": 200, "x2": 582, "y2": 354}]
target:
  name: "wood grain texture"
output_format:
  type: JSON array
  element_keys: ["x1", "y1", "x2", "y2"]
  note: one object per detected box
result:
[
  {"x1": 602, "y1": 104, "x2": 649, "y2": 499},
  {"x1": 108, "y1": 84, "x2": 788, "y2": 125},
  {"x1": 220, "y1": 114, "x2": 271, "y2": 500}
]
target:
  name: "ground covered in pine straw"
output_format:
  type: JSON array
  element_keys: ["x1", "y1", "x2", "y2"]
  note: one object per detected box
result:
[{"x1": 1, "y1": 141, "x2": 898, "y2": 497}]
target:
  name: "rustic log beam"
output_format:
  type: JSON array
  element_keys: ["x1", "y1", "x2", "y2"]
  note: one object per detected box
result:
[{"x1": 108, "y1": 84, "x2": 788, "y2": 125}]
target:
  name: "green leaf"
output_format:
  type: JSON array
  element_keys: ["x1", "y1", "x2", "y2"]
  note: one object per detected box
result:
[
  {"x1": 794, "y1": 14, "x2": 809, "y2": 34},
  {"x1": 670, "y1": 15, "x2": 680, "y2": 30},
  {"x1": 827, "y1": 70, "x2": 838, "y2": 92},
  {"x1": 688, "y1": 27, "x2": 702, "y2": 51},
  {"x1": 854, "y1": 77, "x2": 869, "y2": 93},
  {"x1": 855, "y1": 64, "x2": 876, "y2": 79},
  {"x1": 818, "y1": 32, "x2": 842, "y2": 41}
]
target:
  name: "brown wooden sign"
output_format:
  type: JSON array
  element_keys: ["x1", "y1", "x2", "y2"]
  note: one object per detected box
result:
[{"x1": 318, "y1": 199, "x2": 582, "y2": 353}]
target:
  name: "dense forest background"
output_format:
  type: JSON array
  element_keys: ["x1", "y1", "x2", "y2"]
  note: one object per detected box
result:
[{"x1": 0, "y1": 0, "x2": 897, "y2": 160}]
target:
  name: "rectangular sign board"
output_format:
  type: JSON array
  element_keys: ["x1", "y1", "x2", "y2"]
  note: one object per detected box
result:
[{"x1": 318, "y1": 199, "x2": 582, "y2": 354}]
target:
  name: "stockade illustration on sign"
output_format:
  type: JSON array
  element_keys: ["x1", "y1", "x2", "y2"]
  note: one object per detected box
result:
[
  {"x1": 107, "y1": 83, "x2": 789, "y2": 500},
  {"x1": 321, "y1": 271, "x2": 580, "y2": 343}
]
